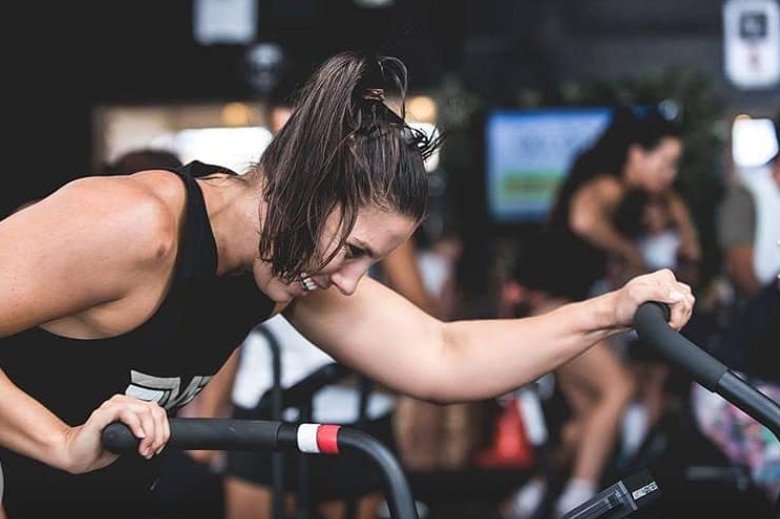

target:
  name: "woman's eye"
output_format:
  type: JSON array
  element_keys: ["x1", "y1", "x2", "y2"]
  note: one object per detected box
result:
[{"x1": 345, "y1": 244, "x2": 363, "y2": 258}]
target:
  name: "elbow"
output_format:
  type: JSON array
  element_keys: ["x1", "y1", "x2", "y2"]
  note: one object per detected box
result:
[
  {"x1": 413, "y1": 388, "x2": 463, "y2": 406},
  {"x1": 402, "y1": 374, "x2": 461, "y2": 406},
  {"x1": 569, "y1": 212, "x2": 596, "y2": 239},
  {"x1": 398, "y1": 360, "x2": 468, "y2": 405},
  {"x1": 396, "y1": 323, "x2": 477, "y2": 405},
  {"x1": 409, "y1": 364, "x2": 477, "y2": 406}
]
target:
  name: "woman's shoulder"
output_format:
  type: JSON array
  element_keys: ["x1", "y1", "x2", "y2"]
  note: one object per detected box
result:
[
  {"x1": 55, "y1": 171, "x2": 182, "y2": 266},
  {"x1": 573, "y1": 174, "x2": 624, "y2": 204},
  {"x1": 586, "y1": 173, "x2": 623, "y2": 191}
]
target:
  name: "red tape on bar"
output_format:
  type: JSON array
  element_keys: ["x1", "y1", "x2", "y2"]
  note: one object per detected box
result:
[{"x1": 316, "y1": 424, "x2": 341, "y2": 454}]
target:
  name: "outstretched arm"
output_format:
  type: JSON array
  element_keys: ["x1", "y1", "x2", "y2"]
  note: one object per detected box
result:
[{"x1": 286, "y1": 269, "x2": 693, "y2": 404}]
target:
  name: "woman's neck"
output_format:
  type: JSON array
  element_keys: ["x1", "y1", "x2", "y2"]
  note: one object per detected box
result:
[{"x1": 197, "y1": 174, "x2": 264, "y2": 276}]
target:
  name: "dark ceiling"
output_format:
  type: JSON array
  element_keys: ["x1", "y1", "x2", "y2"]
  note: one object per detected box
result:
[{"x1": 3, "y1": 0, "x2": 777, "y2": 215}]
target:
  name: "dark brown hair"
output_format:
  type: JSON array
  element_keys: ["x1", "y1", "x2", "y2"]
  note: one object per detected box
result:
[
  {"x1": 102, "y1": 148, "x2": 183, "y2": 176},
  {"x1": 548, "y1": 107, "x2": 683, "y2": 231},
  {"x1": 250, "y1": 51, "x2": 440, "y2": 281}
]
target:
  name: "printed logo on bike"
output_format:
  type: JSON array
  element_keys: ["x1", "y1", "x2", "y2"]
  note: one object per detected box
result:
[{"x1": 125, "y1": 370, "x2": 212, "y2": 411}]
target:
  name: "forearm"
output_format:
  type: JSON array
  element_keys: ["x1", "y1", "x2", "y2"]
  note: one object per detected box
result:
[
  {"x1": 431, "y1": 291, "x2": 623, "y2": 402},
  {"x1": 0, "y1": 369, "x2": 71, "y2": 470}
]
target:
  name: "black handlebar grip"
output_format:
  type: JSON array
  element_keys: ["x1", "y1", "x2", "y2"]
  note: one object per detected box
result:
[
  {"x1": 102, "y1": 419, "x2": 283, "y2": 454},
  {"x1": 633, "y1": 302, "x2": 727, "y2": 391},
  {"x1": 102, "y1": 422, "x2": 139, "y2": 454}
]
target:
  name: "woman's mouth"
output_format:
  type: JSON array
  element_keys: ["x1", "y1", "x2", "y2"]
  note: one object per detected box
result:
[{"x1": 299, "y1": 273, "x2": 318, "y2": 292}]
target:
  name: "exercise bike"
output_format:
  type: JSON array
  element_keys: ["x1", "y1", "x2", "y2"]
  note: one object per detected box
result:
[
  {"x1": 103, "y1": 302, "x2": 780, "y2": 519},
  {"x1": 561, "y1": 302, "x2": 780, "y2": 519}
]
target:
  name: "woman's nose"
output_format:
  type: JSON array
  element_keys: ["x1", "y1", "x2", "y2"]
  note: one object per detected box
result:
[{"x1": 329, "y1": 266, "x2": 364, "y2": 296}]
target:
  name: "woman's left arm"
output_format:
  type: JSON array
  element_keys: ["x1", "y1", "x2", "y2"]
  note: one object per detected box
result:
[{"x1": 285, "y1": 269, "x2": 693, "y2": 404}]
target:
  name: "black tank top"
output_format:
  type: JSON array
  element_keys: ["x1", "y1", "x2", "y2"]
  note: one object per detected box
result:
[
  {"x1": 0, "y1": 162, "x2": 275, "y2": 517},
  {"x1": 519, "y1": 180, "x2": 646, "y2": 302}
]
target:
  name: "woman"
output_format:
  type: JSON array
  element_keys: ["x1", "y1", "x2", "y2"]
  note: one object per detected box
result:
[
  {"x1": 505, "y1": 108, "x2": 699, "y2": 518},
  {"x1": 0, "y1": 53, "x2": 693, "y2": 518}
]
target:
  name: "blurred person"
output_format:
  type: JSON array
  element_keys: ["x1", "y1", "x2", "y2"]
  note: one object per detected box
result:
[
  {"x1": 617, "y1": 191, "x2": 702, "y2": 463},
  {"x1": 393, "y1": 229, "x2": 467, "y2": 472},
  {"x1": 0, "y1": 51, "x2": 694, "y2": 519},
  {"x1": 208, "y1": 315, "x2": 398, "y2": 519},
  {"x1": 100, "y1": 148, "x2": 183, "y2": 176},
  {"x1": 692, "y1": 271, "x2": 780, "y2": 503},
  {"x1": 717, "y1": 113, "x2": 780, "y2": 303},
  {"x1": 503, "y1": 107, "x2": 694, "y2": 518}
]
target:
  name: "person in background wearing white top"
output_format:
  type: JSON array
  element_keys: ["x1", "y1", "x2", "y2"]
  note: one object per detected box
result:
[
  {"x1": 220, "y1": 313, "x2": 399, "y2": 519},
  {"x1": 717, "y1": 113, "x2": 780, "y2": 303},
  {"x1": 202, "y1": 234, "x2": 439, "y2": 519},
  {"x1": 393, "y1": 231, "x2": 465, "y2": 472}
]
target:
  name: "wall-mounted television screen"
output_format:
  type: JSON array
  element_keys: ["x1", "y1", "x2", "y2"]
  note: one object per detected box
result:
[{"x1": 485, "y1": 107, "x2": 613, "y2": 223}]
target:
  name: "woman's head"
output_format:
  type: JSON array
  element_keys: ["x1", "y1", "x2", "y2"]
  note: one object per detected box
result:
[
  {"x1": 250, "y1": 51, "x2": 440, "y2": 287},
  {"x1": 621, "y1": 112, "x2": 683, "y2": 193},
  {"x1": 548, "y1": 108, "x2": 683, "y2": 227},
  {"x1": 595, "y1": 108, "x2": 684, "y2": 193}
]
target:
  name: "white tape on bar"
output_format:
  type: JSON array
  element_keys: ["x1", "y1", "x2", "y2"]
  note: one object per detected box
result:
[{"x1": 297, "y1": 423, "x2": 321, "y2": 453}]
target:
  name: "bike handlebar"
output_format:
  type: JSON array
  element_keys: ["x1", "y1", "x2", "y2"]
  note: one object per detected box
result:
[
  {"x1": 102, "y1": 418, "x2": 418, "y2": 519},
  {"x1": 633, "y1": 302, "x2": 729, "y2": 391}
]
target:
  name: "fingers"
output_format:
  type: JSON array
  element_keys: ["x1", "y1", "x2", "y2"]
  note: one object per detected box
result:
[
  {"x1": 619, "y1": 268, "x2": 695, "y2": 330},
  {"x1": 648, "y1": 269, "x2": 695, "y2": 330},
  {"x1": 97, "y1": 395, "x2": 170, "y2": 459}
]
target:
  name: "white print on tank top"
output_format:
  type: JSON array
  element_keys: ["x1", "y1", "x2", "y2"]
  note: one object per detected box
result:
[
  {"x1": 125, "y1": 370, "x2": 212, "y2": 411},
  {"x1": 742, "y1": 167, "x2": 780, "y2": 284}
]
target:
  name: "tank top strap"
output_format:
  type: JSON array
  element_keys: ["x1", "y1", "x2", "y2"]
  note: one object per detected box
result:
[{"x1": 167, "y1": 161, "x2": 235, "y2": 283}]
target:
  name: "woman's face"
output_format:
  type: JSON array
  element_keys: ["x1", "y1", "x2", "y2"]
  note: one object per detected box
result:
[
  {"x1": 628, "y1": 137, "x2": 683, "y2": 194},
  {"x1": 253, "y1": 205, "x2": 417, "y2": 303}
]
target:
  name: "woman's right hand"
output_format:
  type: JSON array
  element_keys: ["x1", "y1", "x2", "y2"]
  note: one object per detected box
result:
[
  {"x1": 612, "y1": 268, "x2": 695, "y2": 331},
  {"x1": 62, "y1": 394, "x2": 170, "y2": 474}
]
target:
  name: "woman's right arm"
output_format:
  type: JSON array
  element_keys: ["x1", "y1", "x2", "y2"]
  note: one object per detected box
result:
[{"x1": 0, "y1": 176, "x2": 173, "y2": 471}]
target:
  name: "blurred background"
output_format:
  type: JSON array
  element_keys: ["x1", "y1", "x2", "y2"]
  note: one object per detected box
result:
[
  {"x1": 4, "y1": 1, "x2": 780, "y2": 518},
  {"x1": 4, "y1": 0, "x2": 779, "y2": 283}
]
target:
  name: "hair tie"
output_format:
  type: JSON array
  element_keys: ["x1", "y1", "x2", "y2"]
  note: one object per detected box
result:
[{"x1": 362, "y1": 88, "x2": 385, "y2": 102}]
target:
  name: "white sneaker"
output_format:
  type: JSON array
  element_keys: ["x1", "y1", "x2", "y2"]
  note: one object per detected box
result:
[
  {"x1": 504, "y1": 479, "x2": 546, "y2": 519},
  {"x1": 554, "y1": 479, "x2": 596, "y2": 518}
]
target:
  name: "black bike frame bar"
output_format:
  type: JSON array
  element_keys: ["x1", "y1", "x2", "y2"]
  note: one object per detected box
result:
[
  {"x1": 634, "y1": 302, "x2": 780, "y2": 518},
  {"x1": 102, "y1": 418, "x2": 419, "y2": 519}
]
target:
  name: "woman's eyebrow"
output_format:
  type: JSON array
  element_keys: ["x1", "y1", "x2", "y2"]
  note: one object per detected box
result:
[{"x1": 351, "y1": 238, "x2": 378, "y2": 259}]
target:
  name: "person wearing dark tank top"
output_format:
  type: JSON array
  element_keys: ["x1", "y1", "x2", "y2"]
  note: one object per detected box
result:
[
  {"x1": 0, "y1": 52, "x2": 694, "y2": 518},
  {"x1": 504, "y1": 108, "x2": 699, "y2": 517}
]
